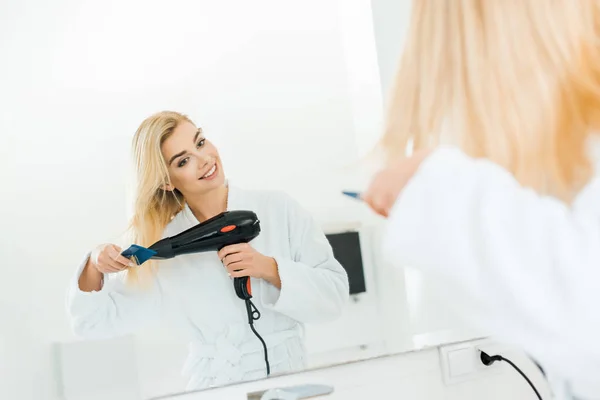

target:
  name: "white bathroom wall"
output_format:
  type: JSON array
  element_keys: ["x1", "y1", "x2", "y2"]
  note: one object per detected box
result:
[{"x1": 370, "y1": 0, "x2": 413, "y2": 106}]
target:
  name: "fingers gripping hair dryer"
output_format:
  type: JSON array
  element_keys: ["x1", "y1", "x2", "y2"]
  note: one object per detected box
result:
[{"x1": 123, "y1": 210, "x2": 271, "y2": 375}]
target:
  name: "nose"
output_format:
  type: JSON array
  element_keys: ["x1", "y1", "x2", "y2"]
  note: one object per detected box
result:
[{"x1": 197, "y1": 154, "x2": 212, "y2": 170}]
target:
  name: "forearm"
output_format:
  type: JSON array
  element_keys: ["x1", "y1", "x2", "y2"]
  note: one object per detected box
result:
[{"x1": 78, "y1": 259, "x2": 104, "y2": 292}]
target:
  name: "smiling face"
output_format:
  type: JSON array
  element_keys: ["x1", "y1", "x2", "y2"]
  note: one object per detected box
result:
[{"x1": 161, "y1": 121, "x2": 225, "y2": 198}]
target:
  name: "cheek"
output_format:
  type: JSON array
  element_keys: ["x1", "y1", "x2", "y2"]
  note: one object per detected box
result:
[
  {"x1": 206, "y1": 142, "x2": 220, "y2": 158},
  {"x1": 181, "y1": 167, "x2": 199, "y2": 184},
  {"x1": 170, "y1": 163, "x2": 199, "y2": 186},
  {"x1": 167, "y1": 170, "x2": 182, "y2": 187}
]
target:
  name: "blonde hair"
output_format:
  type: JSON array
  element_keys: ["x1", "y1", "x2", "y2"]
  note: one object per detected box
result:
[
  {"x1": 126, "y1": 111, "x2": 194, "y2": 284},
  {"x1": 380, "y1": 0, "x2": 600, "y2": 202}
]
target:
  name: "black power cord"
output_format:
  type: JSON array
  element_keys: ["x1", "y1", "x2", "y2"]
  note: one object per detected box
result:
[
  {"x1": 234, "y1": 276, "x2": 270, "y2": 376},
  {"x1": 244, "y1": 298, "x2": 271, "y2": 376},
  {"x1": 480, "y1": 350, "x2": 542, "y2": 400}
]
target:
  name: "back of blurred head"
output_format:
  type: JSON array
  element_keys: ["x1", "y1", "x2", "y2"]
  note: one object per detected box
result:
[{"x1": 381, "y1": 0, "x2": 600, "y2": 202}]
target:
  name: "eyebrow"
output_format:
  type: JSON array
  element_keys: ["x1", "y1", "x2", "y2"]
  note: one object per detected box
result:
[{"x1": 168, "y1": 128, "x2": 203, "y2": 166}]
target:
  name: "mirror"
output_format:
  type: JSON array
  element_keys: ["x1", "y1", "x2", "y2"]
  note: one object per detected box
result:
[{"x1": 0, "y1": 1, "x2": 486, "y2": 399}]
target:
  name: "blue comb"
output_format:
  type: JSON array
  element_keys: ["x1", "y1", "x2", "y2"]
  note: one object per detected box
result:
[
  {"x1": 342, "y1": 191, "x2": 363, "y2": 201},
  {"x1": 121, "y1": 244, "x2": 157, "y2": 266}
]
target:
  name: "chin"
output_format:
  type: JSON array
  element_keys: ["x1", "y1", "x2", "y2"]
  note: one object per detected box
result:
[
  {"x1": 207, "y1": 176, "x2": 225, "y2": 188},
  {"x1": 199, "y1": 174, "x2": 225, "y2": 192}
]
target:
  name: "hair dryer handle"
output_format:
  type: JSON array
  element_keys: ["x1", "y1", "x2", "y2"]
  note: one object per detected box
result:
[
  {"x1": 234, "y1": 276, "x2": 252, "y2": 300},
  {"x1": 218, "y1": 242, "x2": 253, "y2": 301}
]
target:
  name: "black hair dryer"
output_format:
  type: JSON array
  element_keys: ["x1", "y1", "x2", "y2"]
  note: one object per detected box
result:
[{"x1": 148, "y1": 210, "x2": 261, "y2": 300}]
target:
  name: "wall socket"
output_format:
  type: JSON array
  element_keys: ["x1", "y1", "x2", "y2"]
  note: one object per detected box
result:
[{"x1": 438, "y1": 339, "x2": 503, "y2": 385}]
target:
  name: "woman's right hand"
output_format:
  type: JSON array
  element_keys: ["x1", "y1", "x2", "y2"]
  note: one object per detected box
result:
[{"x1": 90, "y1": 243, "x2": 135, "y2": 274}]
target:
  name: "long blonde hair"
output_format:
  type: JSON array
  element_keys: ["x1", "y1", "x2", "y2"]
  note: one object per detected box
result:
[
  {"x1": 126, "y1": 111, "x2": 193, "y2": 284},
  {"x1": 380, "y1": 0, "x2": 600, "y2": 202}
]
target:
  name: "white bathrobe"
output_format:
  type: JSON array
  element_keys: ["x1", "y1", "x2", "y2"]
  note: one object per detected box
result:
[
  {"x1": 67, "y1": 186, "x2": 350, "y2": 391},
  {"x1": 383, "y1": 146, "x2": 600, "y2": 400}
]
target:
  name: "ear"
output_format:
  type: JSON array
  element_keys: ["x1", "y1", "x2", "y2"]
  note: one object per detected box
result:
[{"x1": 162, "y1": 183, "x2": 175, "y2": 192}]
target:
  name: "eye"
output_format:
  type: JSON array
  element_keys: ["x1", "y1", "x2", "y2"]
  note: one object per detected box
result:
[
  {"x1": 178, "y1": 157, "x2": 189, "y2": 168},
  {"x1": 197, "y1": 138, "x2": 206, "y2": 148}
]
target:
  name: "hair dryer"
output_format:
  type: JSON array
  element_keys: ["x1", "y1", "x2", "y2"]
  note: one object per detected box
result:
[
  {"x1": 147, "y1": 210, "x2": 260, "y2": 300},
  {"x1": 122, "y1": 210, "x2": 270, "y2": 375},
  {"x1": 148, "y1": 210, "x2": 260, "y2": 259}
]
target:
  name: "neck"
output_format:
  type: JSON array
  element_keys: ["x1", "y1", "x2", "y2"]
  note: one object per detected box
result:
[{"x1": 186, "y1": 184, "x2": 228, "y2": 222}]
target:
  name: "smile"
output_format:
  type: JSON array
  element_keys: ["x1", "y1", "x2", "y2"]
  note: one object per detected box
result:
[{"x1": 199, "y1": 164, "x2": 217, "y2": 180}]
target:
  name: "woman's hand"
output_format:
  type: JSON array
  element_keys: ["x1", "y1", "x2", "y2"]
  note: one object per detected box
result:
[
  {"x1": 90, "y1": 243, "x2": 135, "y2": 273},
  {"x1": 363, "y1": 148, "x2": 434, "y2": 217},
  {"x1": 217, "y1": 243, "x2": 281, "y2": 289},
  {"x1": 79, "y1": 243, "x2": 134, "y2": 292}
]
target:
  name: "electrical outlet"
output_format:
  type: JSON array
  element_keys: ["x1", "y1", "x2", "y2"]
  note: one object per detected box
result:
[{"x1": 439, "y1": 339, "x2": 503, "y2": 385}]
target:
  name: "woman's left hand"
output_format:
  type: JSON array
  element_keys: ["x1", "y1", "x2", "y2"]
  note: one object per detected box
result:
[
  {"x1": 217, "y1": 243, "x2": 281, "y2": 288},
  {"x1": 363, "y1": 148, "x2": 434, "y2": 217}
]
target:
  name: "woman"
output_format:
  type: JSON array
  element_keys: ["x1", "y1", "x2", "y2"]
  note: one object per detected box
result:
[
  {"x1": 67, "y1": 111, "x2": 349, "y2": 391},
  {"x1": 364, "y1": 1, "x2": 600, "y2": 399}
]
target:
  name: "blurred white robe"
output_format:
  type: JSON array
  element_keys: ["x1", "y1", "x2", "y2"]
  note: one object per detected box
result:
[
  {"x1": 67, "y1": 185, "x2": 349, "y2": 391},
  {"x1": 383, "y1": 144, "x2": 600, "y2": 400}
]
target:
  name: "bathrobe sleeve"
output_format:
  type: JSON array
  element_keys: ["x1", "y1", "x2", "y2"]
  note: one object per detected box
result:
[
  {"x1": 66, "y1": 253, "x2": 163, "y2": 340},
  {"x1": 260, "y1": 194, "x2": 350, "y2": 323},
  {"x1": 382, "y1": 146, "x2": 600, "y2": 387}
]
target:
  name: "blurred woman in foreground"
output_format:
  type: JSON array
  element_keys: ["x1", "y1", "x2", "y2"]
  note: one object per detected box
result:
[{"x1": 365, "y1": 1, "x2": 600, "y2": 399}]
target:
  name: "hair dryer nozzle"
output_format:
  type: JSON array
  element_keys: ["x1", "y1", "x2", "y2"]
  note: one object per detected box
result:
[
  {"x1": 120, "y1": 244, "x2": 158, "y2": 265},
  {"x1": 147, "y1": 238, "x2": 176, "y2": 259}
]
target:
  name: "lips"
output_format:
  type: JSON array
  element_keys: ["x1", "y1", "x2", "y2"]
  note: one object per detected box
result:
[{"x1": 199, "y1": 164, "x2": 217, "y2": 180}]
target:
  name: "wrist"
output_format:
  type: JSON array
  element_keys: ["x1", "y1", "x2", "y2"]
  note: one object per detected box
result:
[
  {"x1": 79, "y1": 258, "x2": 104, "y2": 292},
  {"x1": 262, "y1": 257, "x2": 281, "y2": 288},
  {"x1": 85, "y1": 259, "x2": 104, "y2": 279}
]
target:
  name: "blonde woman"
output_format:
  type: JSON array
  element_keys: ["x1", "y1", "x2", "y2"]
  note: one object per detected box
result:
[
  {"x1": 67, "y1": 111, "x2": 349, "y2": 390},
  {"x1": 364, "y1": 1, "x2": 600, "y2": 399}
]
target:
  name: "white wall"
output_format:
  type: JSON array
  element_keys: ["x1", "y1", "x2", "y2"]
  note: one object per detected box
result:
[{"x1": 369, "y1": 0, "x2": 412, "y2": 104}]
